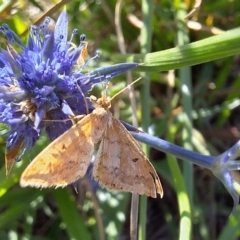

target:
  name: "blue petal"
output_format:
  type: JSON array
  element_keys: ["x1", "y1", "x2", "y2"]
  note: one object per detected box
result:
[
  {"x1": 0, "y1": 90, "x2": 26, "y2": 101},
  {"x1": 54, "y1": 10, "x2": 68, "y2": 48},
  {"x1": 42, "y1": 32, "x2": 55, "y2": 62},
  {"x1": 61, "y1": 100, "x2": 75, "y2": 116},
  {"x1": 34, "y1": 109, "x2": 45, "y2": 128},
  {"x1": 84, "y1": 63, "x2": 139, "y2": 90}
]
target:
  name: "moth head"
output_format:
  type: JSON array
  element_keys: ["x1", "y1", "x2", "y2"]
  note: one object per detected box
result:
[
  {"x1": 97, "y1": 96, "x2": 111, "y2": 110},
  {"x1": 89, "y1": 95, "x2": 111, "y2": 110}
]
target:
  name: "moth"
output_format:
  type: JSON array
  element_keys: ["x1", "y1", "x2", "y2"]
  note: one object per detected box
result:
[{"x1": 20, "y1": 96, "x2": 163, "y2": 198}]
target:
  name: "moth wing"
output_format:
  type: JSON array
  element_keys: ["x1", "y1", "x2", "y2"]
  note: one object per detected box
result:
[
  {"x1": 20, "y1": 114, "x2": 96, "y2": 188},
  {"x1": 93, "y1": 117, "x2": 163, "y2": 198}
]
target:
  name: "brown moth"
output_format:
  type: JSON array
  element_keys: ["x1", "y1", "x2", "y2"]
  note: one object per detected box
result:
[{"x1": 20, "y1": 96, "x2": 163, "y2": 198}]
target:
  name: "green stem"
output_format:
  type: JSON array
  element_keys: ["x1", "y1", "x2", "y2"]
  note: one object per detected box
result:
[
  {"x1": 175, "y1": 1, "x2": 193, "y2": 239},
  {"x1": 138, "y1": 0, "x2": 154, "y2": 239},
  {"x1": 166, "y1": 127, "x2": 192, "y2": 240}
]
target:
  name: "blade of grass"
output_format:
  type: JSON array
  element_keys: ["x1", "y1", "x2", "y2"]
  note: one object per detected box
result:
[
  {"x1": 218, "y1": 206, "x2": 240, "y2": 240},
  {"x1": 166, "y1": 126, "x2": 192, "y2": 240},
  {"x1": 53, "y1": 189, "x2": 91, "y2": 240},
  {"x1": 174, "y1": 2, "x2": 193, "y2": 239},
  {"x1": 138, "y1": 0, "x2": 154, "y2": 239},
  {"x1": 112, "y1": 27, "x2": 240, "y2": 71},
  {"x1": 0, "y1": 188, "x2": 42, "y2": 228}
]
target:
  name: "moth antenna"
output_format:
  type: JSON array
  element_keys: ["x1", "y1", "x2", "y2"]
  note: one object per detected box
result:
[
  {"x1": 42, "y1": 114, "x2": 85, "y2": 123},
  {"x1": 104, "y1": 81, "x2": 110, "y2": 98},
  {"x1": 76, "y1": 83, "x2": 89, "y2": 115},
  {"x1": 110, "y1": 77, "x2": 141, "y2": 101},
  {"x1": 97, "y1": 74, "x2": 109, "y2": 99}
]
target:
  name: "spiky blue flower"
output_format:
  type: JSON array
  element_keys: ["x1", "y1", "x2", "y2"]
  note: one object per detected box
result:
[{"x1": 0, "y1": 10, "x2": 138, "y2": 175}]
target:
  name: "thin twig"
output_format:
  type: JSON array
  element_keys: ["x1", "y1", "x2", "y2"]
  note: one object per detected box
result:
[
  {"x1": 115, "y1": 1, "x2": 139, "y2": 239},
  {"x1": 114, "y1": 0, "x2": 138, "y2": 127},
  {"x1": 21, "y1": 0, "x2": 72, "y2": 37},
  {"x1": 184, "y1": 0, "x2": 202, "y2": 20},
  {"x1": 80, "y1": 177, "x2": 105, "y2": 240}
]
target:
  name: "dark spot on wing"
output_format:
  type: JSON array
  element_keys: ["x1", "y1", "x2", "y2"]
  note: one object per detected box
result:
[{"x1": 132, "y1": 158, "x2": 138, "y2": 162}]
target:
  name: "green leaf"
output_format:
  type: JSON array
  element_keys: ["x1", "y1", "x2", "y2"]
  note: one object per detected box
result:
[
  {"x1": 113, "y1": 27, "x2": 240, "y2": 72},
  {"x1": 53, "y1": 189, "x2": 92, "y2": 240}
]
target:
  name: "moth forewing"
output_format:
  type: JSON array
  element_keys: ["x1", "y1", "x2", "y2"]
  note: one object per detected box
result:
[{"x1": 20, "y1": 112, "x2": 108, "y2": 188}]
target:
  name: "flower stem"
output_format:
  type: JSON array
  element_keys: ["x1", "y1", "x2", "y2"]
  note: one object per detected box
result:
[{"x1": 131, "y1": 132, "x2": 215, "y2": 169}]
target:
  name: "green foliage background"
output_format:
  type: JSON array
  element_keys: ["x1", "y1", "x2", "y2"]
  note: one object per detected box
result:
[{"x1": 0, "y1": 0, "x2": 240, "y2": 239}]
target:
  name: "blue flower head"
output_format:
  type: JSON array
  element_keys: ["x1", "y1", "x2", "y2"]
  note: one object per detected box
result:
[{"x1": 0, "y1": 10, "x2": 138, "y2": 175}]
